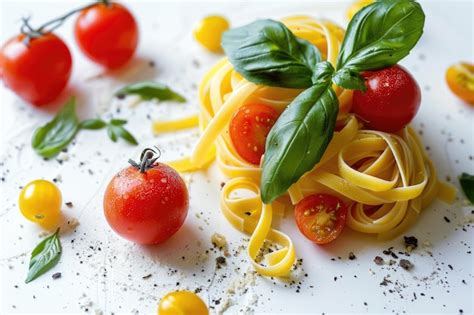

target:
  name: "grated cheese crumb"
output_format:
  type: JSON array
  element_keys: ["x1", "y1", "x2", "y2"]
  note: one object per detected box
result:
[{"x1": 211, "y1": 233, "x2": 228, "y2": 250}]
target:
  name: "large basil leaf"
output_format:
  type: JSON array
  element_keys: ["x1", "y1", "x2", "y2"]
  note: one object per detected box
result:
[
  {"x1": 25, "y1": 229, "x2": 62, "y2": 283},
  {"x1": 31, "y1": 98, "x2": 80, "y2": 158},
  {"x1": 459, "y1": 173, "x2": 474, "y2": 204},
  {"x1": 222, "y1": 19, "x2": 321, "y2": 89},
  {"x1": 116, "y1": 81, "x2": 186, "y2": 103},
  {"x1": 261, "y1": 83, "x2": 339, "y2": 203},
  {"x1": 336, "y1": 0, "x2": 425, "y2": 72}
]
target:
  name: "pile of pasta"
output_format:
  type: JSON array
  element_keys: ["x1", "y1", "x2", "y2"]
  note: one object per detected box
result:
[{"x1": 153, "y1": 16, "x2": 456, "y2": 277}]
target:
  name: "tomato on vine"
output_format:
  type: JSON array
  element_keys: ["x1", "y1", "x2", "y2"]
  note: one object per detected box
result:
[
  {"x1": 0, "y1": 18, "x2": 72, "y2": 106},
  {"x1": 104, "y1": 148, "x2": 189, "y2": 245},
  {"x1": 75, "y1": 1, "x2": 138, "y2": 69}
]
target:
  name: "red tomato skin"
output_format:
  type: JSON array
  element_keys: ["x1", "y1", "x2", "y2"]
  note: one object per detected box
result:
[
  {"x1": 74, "y1": 3, "x2": 138, "y2": 69},
  {"x1": 0, "y1": 33, "x2": 72, "y2": 106},
  {"x1": 294, "y1": 194, "x2": 347, "y2": 244},
  {"x1": 229, "y1": 103, "x2": 279, "y2": 165},
  {"x1": 103, "y1": 163, "x2": 189, "y2": 245},
  {"x1": 352, "y1": 65, "x2": 421, "y2": 133}
]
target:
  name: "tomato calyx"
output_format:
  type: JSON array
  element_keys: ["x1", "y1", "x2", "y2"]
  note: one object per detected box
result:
[{"x1": 128, "y1": 147, "x2": 162, "y2": 173}]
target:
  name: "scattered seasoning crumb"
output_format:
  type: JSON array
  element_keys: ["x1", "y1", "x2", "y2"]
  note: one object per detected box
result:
[
  {"x1": 399, "y1": 259, "x2": 414, "y2": 271},
  {"x1": 52, "y1": 272, "x2": 61, "y2": 280},
  {"x1": 443, "y1": 216, "x2": 451, "y2": 223},
  {"x1": 65, "y1": 202, "x2": 74, "y2": 208},
  {"x1": 211, "y1": 233, "x2": 228, "y2": 251},
  {"x1": 374, "y1": 256, "x2": 384, "y2": 265},
  {"x1": 142, "y1": 274, "x2": 152, "y2": 280},
  {"x1": 404, "y1": 236, "x2": 418, "y2": 251},
  {"x1": 216, "y1": 256, "x2": 226, "y2": 267},
  {"x1": 348, "y1": 252, "x2": 357, "y2": 260},
  {"x1": 380, "y1": 276, "x2": 392, "y2": 286}
]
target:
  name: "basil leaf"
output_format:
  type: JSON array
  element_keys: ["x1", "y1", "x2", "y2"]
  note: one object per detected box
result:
[
  {"x1": 332, "y1": 68, "x2": 366, "y2": 91},
  {"x1": 459, "y1": 173, "x2": 474, "y2": 204},
  {"x1": 31, "y1": 98, "x2": 80, "y2": 158},
  {"x1": 222, "y1": 19, "x2": 321, "y2": 89},
  {"x1": 261, "y1": 83, "x2": 339, "y2": 203},
  {"x1": 336, "y1": 0, "x2": 425, "y2": 72},
  {"x1": 79, "y1": 118, "x2": 107, "y2": 130},
  {"x1": 116, "y1": 81, "x2": 186, "y2": 103},
  {"x1": 110, "y1": 119, "x2": 127, "y2": 126},
  {"x1": 109, "y1": 125, "x2": 138, "y2": 145},
  {"x1": 107, "y1": 126, "x2": 118, "y2": 142},
  {"x1": 25, "y1": 229, "x2": 61, "y2": 283},
  {"x1": 312, "y1": 61, "x2": 335, "y2": 85}
]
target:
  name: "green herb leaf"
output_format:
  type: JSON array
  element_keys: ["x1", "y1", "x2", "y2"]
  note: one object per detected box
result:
[
  {"x1": 312, "y1": 61, "x2": 335, "y2": 85},
  {"x1": 25, "y1": 229, "x2": 61, "y2": 283},
  {"x1": 79, "y1": 118, "x2": 107, "y2": 130},
  {"x1": 31, "y1": 98, "x2": 80, "y2": 158},
  {"x1": 107, "y1": 126, "x2": 118, "y2": 142},
  {"x1": 222, "y1": 19, "x2": 321, "y2": 89},
  {"x1": 108, "y1": 125, "x2": 138, "y2": 145},
  {"x1": 336, "y1": 0, "x2": 425, "y2": 72},
  {"x1": 116, "y1": 81, "x2": 186, "y2": 103},
  {"x1": 459, "y1": 173, "x2": 474, "y2": 204},
  {"x1": 261, "y1": 83, "x2": 339, "y2": 203},
  {"x1": 332, "y1": 68, "x2": 366, "y2": 91},
  {"x1": 110, "y1": 119, "x2": 127, "y2": 126}
]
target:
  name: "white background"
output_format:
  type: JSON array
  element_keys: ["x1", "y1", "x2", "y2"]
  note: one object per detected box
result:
[{"x1": 0, "y1": 0, "x2": 473, "y2": 314}]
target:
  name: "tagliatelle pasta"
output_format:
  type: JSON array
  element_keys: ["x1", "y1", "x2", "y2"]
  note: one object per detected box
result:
[{"x1": 154, "y1": 16, "x2": 456, "y2": 277}]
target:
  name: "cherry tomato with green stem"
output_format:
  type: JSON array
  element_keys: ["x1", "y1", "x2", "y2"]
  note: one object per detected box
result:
[{"x1": 104, "y1": 148, "x2": 189, "y2": 245}]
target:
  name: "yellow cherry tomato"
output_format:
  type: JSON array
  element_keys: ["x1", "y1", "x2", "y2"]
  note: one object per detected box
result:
[
  {"x1": 193, "y1": 15, "x2": 229, "y2": 53},
  {"x1": 346, "y1": 0, "x2": 374, "y2": 21},
  {"x1": 19, "y1": 179, "x2": 62, "y2": 228},
  {"x1": 446, "y1": 62, "x2": 474, "y2": 105},
  {"x1": 158, "y1": 291, "x2": 208, "y2": 315}
]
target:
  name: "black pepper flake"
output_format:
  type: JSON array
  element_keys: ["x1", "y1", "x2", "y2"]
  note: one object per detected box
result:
[
  {"x1": 448, "y1": 264, "x2": 453, "y2": 271},
  {"x1": 443, "y1": 216, "x2": 451, "y2": 223},
  {"x1": 216, "y1": 256, "x2": 226, "y2": 266},
  {"x1": 65, "y1": 202, "x2": 73, "y2": 208},
  {"x1": 399, "y1": 259, "x2": 414, "y2": 271},
  {"x1": 52, "y1": 272, "x2": 61, "y2": 279},
  {"x1": 142, "y1": 274, "x2": 152, "y2": 280},
  {"x1": 404, "y1": 236, "x2": 418, "y2": 250},
  {"x1": 348, "y1": 252, "x2": 356, "y2": 260},
  {"x1": 148, "y1": 61, "x2": 155, "y2": 67},
  {"x1": 374, "y1": 256, "x2": 384, "y2": 265},
  {"x1": 380, "y1": 277, "x2": 392, "y2": 286}
]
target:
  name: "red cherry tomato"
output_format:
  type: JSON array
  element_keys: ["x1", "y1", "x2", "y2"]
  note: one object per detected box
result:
[
  {"x1": 294, "y1": 194, "x2": 347, "y2": 244},
  {"x1": 352, "y1": 65, "x2": 421, "y2": 133},
  {"x1": 0, "y1": 33, "x2": 72, "y2": 106},
  {"x1": 104, "y1": 150, "x2": 189, "y2": 245},
  {"x1": 74, "y1": 2, "x2": 138, "y2": 69},
  {"x1": 229, "y1": 103, "x2": 279, "y2": 165}
]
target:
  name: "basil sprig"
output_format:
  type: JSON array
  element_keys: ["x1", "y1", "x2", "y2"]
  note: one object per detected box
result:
[
  {"x1": 25, "y1": 229, "x2": 62, "y2": 283},
  {"x1": 32, "y1": 98, "x2": 138, "y2": 158},
  {"x1": 334, "y1": 0, "x2": 425, "y2": 89},
  {"x1": 222, "y1": 19, "x2": 321, "y2": 89},
  {"x1": 459, "y1": 173, "x2": 474, "y2": 204},
  {"x1": 222, "y1": 0, "x2": 425, "y2": 203},
  {"x1": 116, "y1": 81, "x2": 186, "y2": 103}
]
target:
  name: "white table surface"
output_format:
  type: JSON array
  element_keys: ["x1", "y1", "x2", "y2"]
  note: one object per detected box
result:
[{"x1": 1, "y1": 0, "x2": 473, "y2": 314}]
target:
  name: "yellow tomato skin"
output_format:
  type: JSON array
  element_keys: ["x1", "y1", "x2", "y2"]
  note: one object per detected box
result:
[
  {"x1": 446, "y1": 62, "x2": 474, "y2": 105},
  {"x1": 193, "y1": 15, "x2": 229, "y2": 53},
  {"x1": 346, "y1": 0, "x2": 374, "y2": 21},
  {"x1": 19, "y1": 180, "x2": 62, "y2": 228},
  {"x1": 158, "y1": 291, "x2": 208, "y2": 315}
]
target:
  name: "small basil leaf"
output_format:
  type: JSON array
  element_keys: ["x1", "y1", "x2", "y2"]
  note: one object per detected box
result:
[
  {"x1": 332, "y1": 68, "x2": 366, "y2": 91},
  {"x1": 459, "y1": 173, "x2": 474, "y2": 204},
  {"x1": 336, "y1": 0, "x2": 425, "y2": 72},
  {"x1": 79, "y1": 118, "x2": 107, "y2": 130},
  {"x1": 110, "y1": 119, "x2": 127, "y2": 126},
  {"x1": 31, "y1": 98, "x2": 80, "y2": 158},
  {"x1": 261, "y1": 83, "x2": 339, "y2": 203},
  {"x1": 222, "y1": 19, "x2": 321, "y2": 89},
  {"x1": 25, "y1": 229, "x2": 61, "y2": 283},
  {"x1": 311, "y1": 61, "x2": 335, "y2": 85},
  {"x1": 109, "y1": 125, "x2": 138, "y2": 145},
  {"x1": 107, "y1": 126, "x2": 118, "y2": 142},
  {"x1": 115, "y1": 81, "x2": 186, "y2": 103}
]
